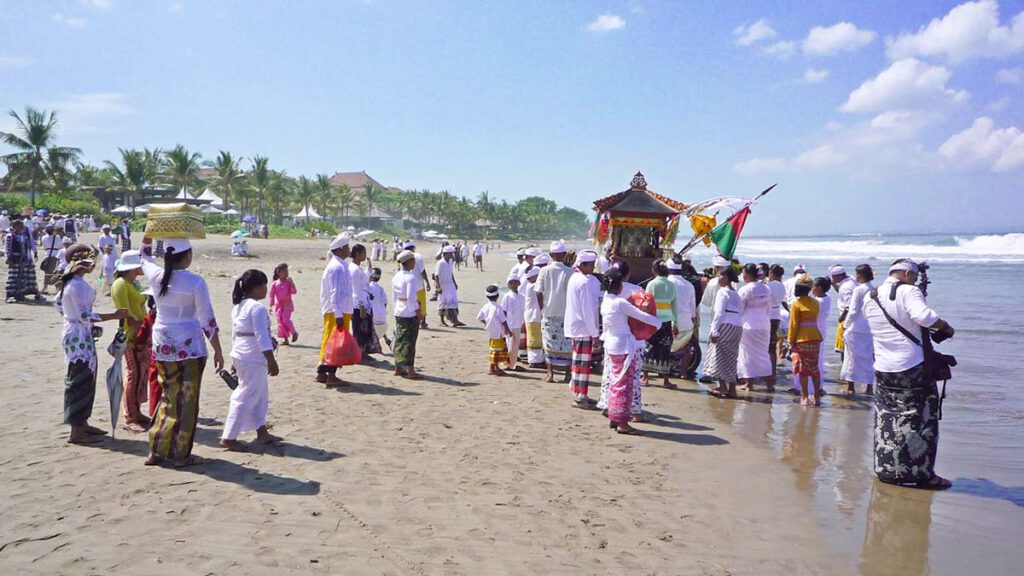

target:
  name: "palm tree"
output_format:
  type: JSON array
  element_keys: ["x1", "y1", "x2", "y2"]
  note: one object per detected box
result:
[
  {"x1": 164, "y1": 144, "x2": 202, "y2": 196},
  {"x1": 297, "y1": 176, "x2": 316, "y2": 225},
  {"x1": 0, "y1": 107, "x2": 81, "y2": 206},
  {"x1": 315, "y1": 173, "x2": 335, "y2": 222},
  {"x1": 362, "y1": 183, "x2": 384, "y2": 226},
  {"x1": 104, "y1": 148, "x2": 149, "y2": 211},
  {"x1": 250, "y1": 155, "x2": 270, "y2": 222},
  {"x1": 266, "y1": 171, "x2": 292, "y2": 225},
  {"x1": 211, "y1": 150, "x2": 244, "y2": 212},
  {"x1": 335, "y1": 183, "x2": 353, "y2": 221}
]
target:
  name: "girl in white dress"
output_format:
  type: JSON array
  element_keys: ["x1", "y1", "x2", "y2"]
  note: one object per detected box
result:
[{"x1": 221, "y1": 269, "x2": 281, "y2": 450}]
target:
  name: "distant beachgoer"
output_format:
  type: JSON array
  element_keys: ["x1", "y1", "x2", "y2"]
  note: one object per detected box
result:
[
  {"x1": 565, "y1": 249, "x2": 601, "y2": 408},
  {"x1": 864, "y1": 259, "x2": 955, "y2": 490},
  {"x1": 220, "y1": 269, "x2": 282, "y2": 451},
  {"x1": 473, "y1": 240, "x2": 484, "y2": 271},
  {"x1": 536, "y1": 240, "x2": 573, "y2": 382},
  {"x1": 392, "y1": 250, "x2": 421, "y2": 379},
  {"x1": 99, "y1": 244, "x2": 116, "y2": 295},
  {"x1": 737, "y1": 263, "x2": 773, "y2": 392},
  {"x1": 788, "y1": 273, "x2": 823, "y2": 406},
  {"x1": 111, "y1": 250, "x2": 151, "y2": 433},
  {"x1": 4, "y1": 220, "x2": 41, "y2": 302},
  {"x1": 269, "y1": 263, "x2": 299, "y2": 344},
  {"x1": 56, "y1": 244, "x2": 127, "y2": 444},
  {"x1": 478, "y1": 284, "x2": 513, "y2": 376},
  {"x1": 705, "y1": 267, "x2": 742, "y2": 398},
  {"x1": 842, "y1": 264, "x2": 876, "y2": 395},
  {"x1": 318, "y1": 234, "x2": 353, "y2": 387},
  {"x1": 434, "y1": 245, "x2": 464, "y2": 327},
  {"x1": 643, "y1": 259, "x2": 678, "y2": 388},
  {"x1": 501, "y1": 274, "x2": 525, "y2": 371},
  {"x1": 141, "y1": 237, "x2": 225, "y2": 467},
  {"x1": 39, "y1": 225, "x2": 62, "y2": 294}
]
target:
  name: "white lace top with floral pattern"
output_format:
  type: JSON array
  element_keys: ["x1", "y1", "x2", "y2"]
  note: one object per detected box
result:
[
  {"x1": 57, "y1": 276, "x2": 101, "y2": 371},
  {"x1": 141, "y1": 255, "x2": 219, "y2": 362}
]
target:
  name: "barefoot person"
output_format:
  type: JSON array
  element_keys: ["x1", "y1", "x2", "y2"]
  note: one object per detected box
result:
[
  {"x1": 788, "y1": 274, "x2": 823, "y2": 406},
  {"x1": 318, "y1": 233, "x2": 352, "y2": 387},
  {"x1": 536, "y1": 240, "x2": 573, "y2": 382},
  {"x1": 140, "y1": 237, "x2": 225, "y2": 467},
  {"x1": 220, "y1": 269, "x2": 282, "y2": 451},
  {"x1": 392, "y1": 250, "x2": 421, "y2": 379},
  {"x1": 841, "y1": 264, "x2": 876, "y2": 395},
  {"x1": 565, "y1": 249, "x2": 602, "y2": 407},
  {"x1": 522, "y1": 267, "x2": 544, "y2": 368},
  {"x1": 500, "y1": 274, "x2": 525, "y2": 371},
  {"x1": 435, "y1": 245, "x2": 465, "y2": 327},
  {"x1": 57, "y1": 244, "x2": 127, "y2": 444},
  {"x1": 478, "y1": 284, "x2": 513, "y2": 376},
  {"x1": 705, "y1": 267, "x2": 742, "y2": 398},
  {"x1": 269, "y1": 263, "x2": 298, "y2": 345},
  {"x1": 110, "y1": 250, "x2": 152, "y2": 432},
  {"x1": 737, "y1": 263, "x2": 774, "y2": 392},
  {"x1": 864, "y1": 258, "x2": 955, "y2": 490}
]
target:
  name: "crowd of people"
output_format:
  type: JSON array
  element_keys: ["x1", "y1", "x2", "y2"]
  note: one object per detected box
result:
[{"x1": 3, "y1": 218, "x2": 958, "y2": 490}]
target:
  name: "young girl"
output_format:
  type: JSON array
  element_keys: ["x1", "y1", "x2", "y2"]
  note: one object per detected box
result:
[
  {"x1": 269, "y1": 263, "x2": 298, "y2": 344},
  {"x1": 500, "y1": 274, "x2": 525, "y2": 372},
  {"x1": 367, "y1": 267, "x2": 390, "y2": 350},
  {"x1": 221, "y1": 269, "x2": 282, "y2": 450},
  {"x1": 477, "y1": 284, "x2": 512, "y2": 376},
  {"x1": 136, "y1": 291, "x2": 160, "y2": 417},
  {"x1": 99, "y1": 244, "x2": 117, "y2": 295},
  {"x1": 788, "y1": 274, "x2": 823, "y2": 406}
]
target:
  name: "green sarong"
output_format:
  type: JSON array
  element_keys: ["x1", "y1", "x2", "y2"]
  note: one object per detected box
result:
[{"x1": 394, "y1": 316, "x2": 419, "y2": 368}]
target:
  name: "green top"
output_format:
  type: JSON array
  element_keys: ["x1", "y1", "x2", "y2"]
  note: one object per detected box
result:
[
  {"x1": 645, "y1": 276, "x2": 678, "y2": 324},
  {"x1": 111, "y1": 277, "x2": 147, "y2": 344}
]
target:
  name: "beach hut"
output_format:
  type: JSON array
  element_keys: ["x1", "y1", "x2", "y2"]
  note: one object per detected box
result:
[
  {"x1": 110, "y1": 205, "x2": 133, "y2": 215},
  {"x1": 591, "y1": 172, "x2": 688, "y2": 283}
]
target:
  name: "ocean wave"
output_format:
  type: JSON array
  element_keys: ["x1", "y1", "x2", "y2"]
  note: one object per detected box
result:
[{"x1": 675, "y1": 233, "x2": 1024, "y2": 263}]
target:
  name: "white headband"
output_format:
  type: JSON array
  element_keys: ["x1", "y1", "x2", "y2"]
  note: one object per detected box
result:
[{"x1": 889, "y1": 260, "x2": 919, "y2": 274}]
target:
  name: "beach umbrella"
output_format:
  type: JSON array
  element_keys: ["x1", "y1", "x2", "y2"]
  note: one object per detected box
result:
[
  {"x1": 242, "y1": 215, "x2": 257, "y2": 223},
  {"x1": 111, "y1": 205, "x2": 132, "y2": 215},
  {"x1": 201, "y1": 204, "x2": 223, "y2": 214},
  {"x1": 231, "y1": 229, "x2": 250, "y2": 239},
  {"x1": 105, "y1": 331, "x2": 127, "y2": 437},
  {"x1": 355, "y1": 229, "x2": 374, "y2": 238}
]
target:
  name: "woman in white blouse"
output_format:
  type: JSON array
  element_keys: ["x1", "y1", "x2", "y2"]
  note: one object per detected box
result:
[
  {"x1": 57, "y1": 244, "x2": 127, "y2": 444},
  {"x1": 705, "y1": 268, "x2": 743, "y2": 398},
  {"x1": 140, "y1": 237, "x2": 224, "y2": 467},
  {"x1": 736, "y1": 263, "x2": 774, "y2": 392},
  {"x1": 600, "y1": 267, "x2": 661, "y2": 435}
]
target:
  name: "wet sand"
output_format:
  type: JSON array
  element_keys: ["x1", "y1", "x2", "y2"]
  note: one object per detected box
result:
[{"x1": 0, "y1": 234, "x2": 1020, "y2": 574}]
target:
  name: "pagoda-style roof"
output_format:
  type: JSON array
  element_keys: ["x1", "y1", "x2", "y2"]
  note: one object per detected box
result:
[{"x1": 593, "y1": 172, "x2": 688, "y2": 216}]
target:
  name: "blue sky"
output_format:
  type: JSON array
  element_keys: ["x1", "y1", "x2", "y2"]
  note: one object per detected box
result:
[{"x1": 1, "y1": 0, "x2": 1023, "y2": 235}]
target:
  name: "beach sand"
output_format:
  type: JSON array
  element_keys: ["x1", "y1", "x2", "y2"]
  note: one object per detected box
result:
[{"x1": 0, "y1": 234, "x2": 840, "y2": 575}]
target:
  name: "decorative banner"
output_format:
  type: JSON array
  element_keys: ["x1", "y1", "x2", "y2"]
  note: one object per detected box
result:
[
  {"x1": 594, "y1": 212, "x2": 611, "y2": 245},
  {"x1": 609, "y1": 216, "x2": 665, "y2": 228},
  {"x1": 663, "y1": 213, "x2": 681, "y2": 246},
  {"x1": 709, "y1": 206, "x2": 751, "y2": 260}
]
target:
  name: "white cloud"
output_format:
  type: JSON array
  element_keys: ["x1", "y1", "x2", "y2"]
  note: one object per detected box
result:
[
  {"x1": 792, "y1": 145, "x2": 846, "y2": 171},
  {"x1": 732, "y1": 157, "x2": 788, "y2": 174},
  {"x1": 0, "y1": 56, "x2": 33, "y2": 70},
  {"x1": 803, "y1": 22, "x2": 876, "y2": 56},
  {"x1": 840, "y1": 58, "x2": 968, "y2": 113},
  {"x1": 988, "y1": 96, "x2": 1011, "y2": 111},
  {"x1": 938, "y1": 116, "x2": 1024, "y2": 171},
  {"x1": 586, "y1": 14, "x2": 625, "y2": 33},
  {"x1": 52, "y1": 13, "x2": 87, "y2": 28},
  {"x1": 734, "y1": 19, "x2": 776, "y2": 46},
  {"x1": 82, "y1": 0, "x2": 112, "y2": 10},
  {"x1": 762, "y1": 40, "x2": 796, "y2": 59},
  {"x1": 801, "y1": 68, "x2": 830, "y2": 83},
  {"x1": 887, "y1": 0, "x2": 1024, "y2": 64},
  {"x1": 40, "y1": 92, "x2": 135, "y2": 134},
  {"x1": 997, "y1": 66, "x2": 1022, "y2": 83}
]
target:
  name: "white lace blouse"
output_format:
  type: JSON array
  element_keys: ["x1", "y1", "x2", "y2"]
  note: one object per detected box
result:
[
  {"x1": 57, "y1": 276, "x2": 101, "y2": 371},
  {"x1": 141, "y1": 255, "x2": 219, "y2": 362}
]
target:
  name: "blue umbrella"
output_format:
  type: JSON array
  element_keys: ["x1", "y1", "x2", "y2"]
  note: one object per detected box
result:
[{"x1": 242, "y1": 215, "x2": 257, "y2": 223}]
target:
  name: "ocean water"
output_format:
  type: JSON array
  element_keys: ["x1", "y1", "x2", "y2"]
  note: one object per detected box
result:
[{"x1": 681, "y1": 232, "x2": 1024, "y2": 575}]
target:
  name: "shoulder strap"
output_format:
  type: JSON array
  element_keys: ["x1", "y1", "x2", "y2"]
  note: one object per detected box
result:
[{"x1": 869, "y1": 288, "x2": 922, "y2": 347}]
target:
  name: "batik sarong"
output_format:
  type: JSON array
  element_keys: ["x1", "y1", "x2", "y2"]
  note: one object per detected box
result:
[
  {"x1": 703, "y1": 323, "x2": 741, "y2": 384},
  {"x1": 570, "y1": 337, "x2": 596, "y2": 400},
  {"x1": 606, "y1": 352, "x2": 639, "y2": 424},
  {"x1": 149, "y1": 357, "x2": 206, "y2": 462},
  {"x1": 394, "y1": 316, "x2": 419, "y2": 367},
  {"x1": 791, "y1": 341, "x2": 821, "y2": 377},
  {"x1": 353, "y1": 309, "x2": 382, "y2": 355},
  {"x1": 64, "y1": 359, "x2": 97, "y2": 426},
  {"x1": 489, "y1": 337, "x2": 510, "y2": 365},
  {"x1": 124, "y1": 346, "x2": 151, "y2": 425},
  {"x1": 644, "y1": 321, "x2": 674, "y2": 375},
  {"x1": 598, "y1": 347, "x2": 644, "y2": 416},
  {"x1": 874, "y1": 363, "x2": 940, "y2": 486},
  {"x1": 669, "y1": 328, "x2": 696, "y2": 377},
  {"x1": 526, "y1": 321, "x2": 544, "y2": 365},
  {"x1": 541, "y1": 315, "x2": 572, "y2": 367},
  {"x1": 5, "y1": 261, "x2": 39, "y2": 298}
]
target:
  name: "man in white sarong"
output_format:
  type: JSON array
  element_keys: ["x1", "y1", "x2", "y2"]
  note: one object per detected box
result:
[
  {"x1": 830, "y1": 264, "x2": 856, "y2": 390},
  {"x1": 841, "y1": 264, "x2": 875, "y2": 395},
  {"x1": 434, "y1": 245, "x2": 465, "y2": 327}
]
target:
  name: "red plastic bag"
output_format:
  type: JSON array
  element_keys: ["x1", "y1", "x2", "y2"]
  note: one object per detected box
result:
[
  {"x1": 627, "y1": 290, "x2": 659, "y2": 341},
  {"x1": 324, "y1": 328, "x2": 362, "y2": 367}
]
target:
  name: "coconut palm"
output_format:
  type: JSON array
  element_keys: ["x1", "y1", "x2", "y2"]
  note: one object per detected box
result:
[
  {"x1": 315, "y1": 173, "x2": 335, "y2": 222},
  {"x1": 163, "y1": 144, "x2": 203, "y2": 196},
  {"x1": 335, "y1": 183, "x2": 353, "y2": 221},
  {"x1": 249, "y1": 155, "x2": 271, "y2": 222},
  {"x1": 297, "y1": 176, "x2": 316, "y2": 224},
  {"x1": 104, "y1": 148, "x2": 149, "y2": 211},
  {"x1": 266, "y1": 171, "x2": 292, "y2": 225},
  {"x1": 211, "y1": 150, "x2": 245, "y2": 212},
  {"x1": 0, "y1": 107, "x2": 81, "y2": 206},
  {"x1": 362, "y1": 183, "x2": 384, "y2": 225}
]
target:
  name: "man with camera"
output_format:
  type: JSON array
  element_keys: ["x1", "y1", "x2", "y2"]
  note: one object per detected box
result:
[{"x1": 864, "y1": 258, "x2": 955, "y2": 490}]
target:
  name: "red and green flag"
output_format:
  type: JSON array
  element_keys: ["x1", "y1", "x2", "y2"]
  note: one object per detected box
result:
[{"x1": 709, "y1": 206, "x2": 750, "y2": 260}]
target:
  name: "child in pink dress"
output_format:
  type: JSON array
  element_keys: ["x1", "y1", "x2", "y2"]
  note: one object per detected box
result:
[{"x1": 269, "y1": 263, "x2": 299, "y2": 344}]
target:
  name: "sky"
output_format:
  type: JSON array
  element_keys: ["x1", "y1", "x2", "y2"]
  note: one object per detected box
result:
[{"x1": 1, "y1": 0, "x2": 1023, "y2": 235}]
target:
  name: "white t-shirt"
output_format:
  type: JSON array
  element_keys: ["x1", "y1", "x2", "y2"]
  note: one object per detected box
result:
[
  {"x1": 349, "y1": 261, "x2": 370, "y2": 309},
  {"x1": 501, "y1": 290, "x2": 525, "y2": 328},
  {"x1": 564, "y1": 272, "x2": 601, "y2": 338},
  {"x1": 412, "y1": 253, "x2": 426, "y2": 290},
  {"x1": 368, "y1": 282, "x2": 388, "y2": 323},
  {"x1": 767, "y1": 280, "x2": 786, "y2": 321},
  {"x1": 738, "y1": 281, "x2": 771, "y2": 331},
  {"x1": 477, "y1": 301, "x2": 507, "y2": 339},
  {"x1": 392, "y1": 270, "x2": 419, "y2": 318},
  {"x1": 844, "y1": 281, "x2": 874, "y2": 334},
  {"x1": 320, "y1": 255, "x2": 352, "y2": 315},
  {"x1": 536, "y1": 261, "x2": 572, "y2": 318},
  {"x1": 864, "y1": 277, "x2": 939, "y2": 373},
  {"x1": 473, "y1": 243, "x2": 483, "y2": 256},
  {"x1": 667, "y1": 275, "x2": 696, "y2": 332},
  {"x1": 523, "y1": 280, "x2": 542, "y2": 323}
]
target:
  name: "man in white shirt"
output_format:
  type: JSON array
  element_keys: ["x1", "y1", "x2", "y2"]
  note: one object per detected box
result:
[
  {"x1": 564, "y1": 250, "x2": 602, "y2": 407},
  {"x1": 535, "y1": 240, "x2": 574, "y2": 382},
  {"x1": 864, "y1": 259, "x2": 954, "y2": 490},
  {"x1": 317, "y1": 233, "x2": 352, "y2": 387},
  {"x1": 98, "y1": 224, "x2": 118, "y2": 254},
  {"x1": 782, "y1": 264, "x2": 806, "y2": 308},
  {"x1": 38, "y1": 225, "x2": 62, "y2": 293},
  {"x1": 404, "y1": 241, "x2": 431, "y2": 329},
  {"x1": 434, "y1": 245, "x2": 464, "y2": 327},
  {"x1": 667, "y1": 259, "x2": 697, "y2": 379},
  {"x1": 392, "y1": 250, "x2": 422, "y2": 379},
  {"x1": 472, "y1": 240, "x2": 484, "y2": 271},
  {"x1": 830, "y1": 264, "x2": 857, "y2": 389},
  {"x1": 766, "y1": 264, "x2": 787, "y2": 379}
]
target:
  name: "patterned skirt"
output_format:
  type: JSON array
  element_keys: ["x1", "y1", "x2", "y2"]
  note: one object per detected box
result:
[
  {"x1": 606, "y1": 352, "x2": 639, "y2": 424},
  {"x1": 644, "y1": 321, "x2": 674, "y2": 375},
  {"x1": 63, "y1": 359, "x2": 97, "y2": 426},
  {"x1": 791, "y1": 341, "x2": 821, "y2": 377},
  {"x1": 5, "y1": 261, "x2": 38, "y2": 297},
  {"x1": 394, "y1": 316, "x2": 420, "y2": 367},
  {"x1": 703, "y1": 323, "x2": 742, "y2": 383},
  {"x1": 353, "y1": 309, "x2": 382, "y2": 355},
  {"x1": 570, "y1": 337, "x2": 596, "y2": 398},
  {"x1": 874, "y1": 363, "x2": 940, "y2": 485},
  {"x1": 150, "y1": 357, "x2": 206, "y2": 462},
  {"x1": 488, "y1": 337, "x2": 510, "y2": 365},
  {"x1": 542, "y1": 316, "x2": 572, "y2": 367}
]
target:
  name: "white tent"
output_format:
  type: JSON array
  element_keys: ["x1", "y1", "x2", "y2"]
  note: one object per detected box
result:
[
  {"x1": 110, "y1": 205, "x2": 132, "y2": 215},
  {"x1": 355, "y1": 229, "x2": 374, "y2": 238},
  {"x1": 200, "y1": 204, "x2": 224, "y2": 214},
  {"x1": 134, "y1": 204, "x2": 151, "y2": 213},
  {"x1": 222, "y1": 208, "x2": 241, "y2": 216},
  {"x1": 292, "y1": 206, "x2": 322, "y2": 219},
  {"x1": 175, "y1": 187, "x2": 190, "y2": 200},
  {"x1": 197, "y1": 188, "x2": 225, "y2": 208}
]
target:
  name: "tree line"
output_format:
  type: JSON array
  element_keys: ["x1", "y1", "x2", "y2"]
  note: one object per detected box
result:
[{"x1": 1, "y1": 106, "x2": 589, "y2": 238}]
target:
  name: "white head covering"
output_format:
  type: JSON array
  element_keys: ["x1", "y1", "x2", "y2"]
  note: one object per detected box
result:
[
  {"x1": 889, "y1": 259, "x2": 919, "y2": 274},
  {"x1": 549, "y1": 239, "x2": 567, "y2": 254},
  {"x1": 164, "y1": 238, "x2": 192, "y2": 254},
  {"x1": 794, "y1": 263, "x2": 806, "y2": 273},
  {"x1": 525, "y1": 267, "x2": 540, "y2": 279},
  {"x1": 397, "y1": 250, "x2": 415, "y2": 264},
  {"x1": 712, "y1": 255, "x2": 730, "y2": 268},
  {"x1": 506, "y1": 273, "x2": 521, "y2": 284},
  {"x1": 828, "y1": 265, "x2": 847, "y2": 277},
  {"x1": 666, "y1": 259, "x2": 682, "y2": 270},
  {"x1": 330, "y1": 233, "x2": 350, "y2": 251},
  {"x1": 485, "y1": 284, "x2": 500, "y2": 296},
  {"x1": 403, "y1": 240, "x2": 415, "y2": 250},
  {"x1": 575, "y1": 250, "x2": 598, "y2": 265},
  {"x1": 116, "y1": 250, "x2": 143, "y2": 272},
  {"x1": 525, "y1": 246, "x2": 541, "y2": 257},
  {"x1": 62, "y1": 236, "x2": 73, "y2": 245},
  {"x1": 442, "y1": 245, "x2": 456, "y2": 254},
  {"x1": 516, "y1": 248, "x2": 526, "y2": 256}
]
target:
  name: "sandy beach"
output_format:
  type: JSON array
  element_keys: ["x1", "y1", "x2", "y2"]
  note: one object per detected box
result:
[{"x1": 0, "y1": 233, "x2": 849, "y2": 575}]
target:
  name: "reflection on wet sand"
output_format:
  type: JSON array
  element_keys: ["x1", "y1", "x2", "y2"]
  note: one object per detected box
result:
[{"x1": 860, "y1": 482, "x2": 933, "y2": 576}]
